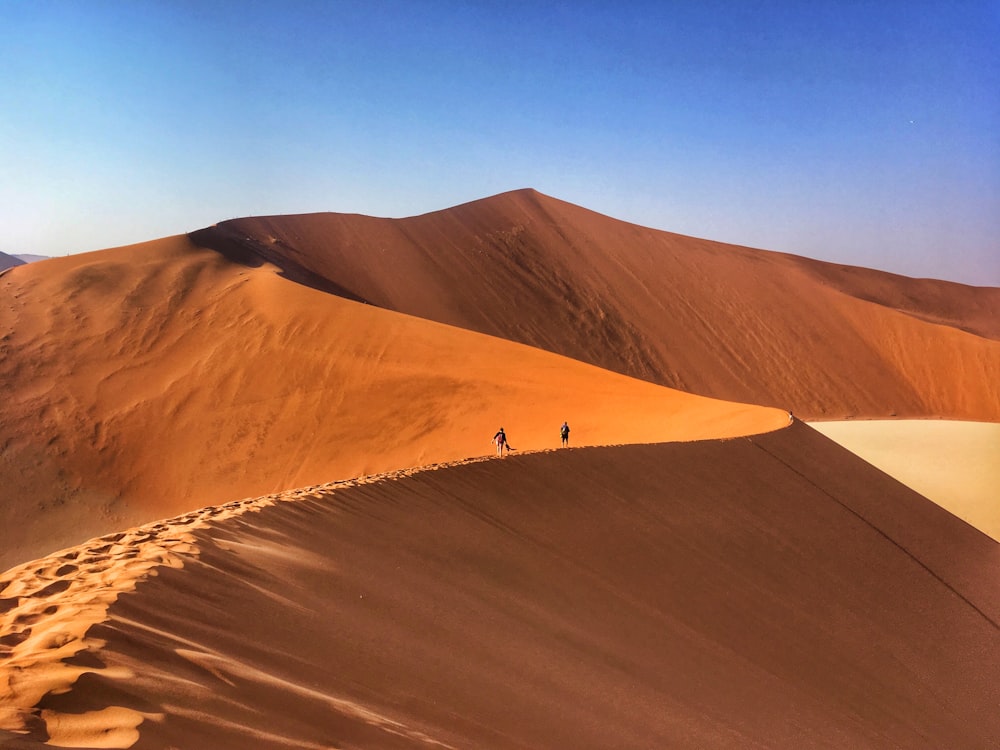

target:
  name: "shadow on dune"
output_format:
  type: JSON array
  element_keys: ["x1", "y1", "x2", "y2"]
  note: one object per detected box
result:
[
  {"x1": 188, "y1": 225, "x2": 371, "y2": 305},
  {"x1": 196, "y1": 189, "x2": 1000, "y2": 421},
  {"x1": 29, "y1": 424, "x2": 1000, "y2": 749}
]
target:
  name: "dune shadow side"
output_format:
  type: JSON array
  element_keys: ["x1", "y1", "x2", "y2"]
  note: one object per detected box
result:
[
  {"x1": 188, "y1": 225, "x2": 370, "y2": 304},
  {"x1": 29, "y1": 425, "x2": 1000, "y2": 749}
]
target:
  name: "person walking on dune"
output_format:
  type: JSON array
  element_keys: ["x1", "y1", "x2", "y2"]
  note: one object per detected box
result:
[
  {"x1": 493, "y1": 427, "x2": 512, "y2": 456},
  {"x1": 560, "y1": 421, "x2": 570, "y2": 447}
]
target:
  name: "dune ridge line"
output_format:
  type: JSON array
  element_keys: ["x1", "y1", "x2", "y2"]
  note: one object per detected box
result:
[
  {"x1": 0, "y1": 428, "x2": 782, "y2": 745},
  {"x1": 743, "y1": 434, "x2": 999, "y2": 631}
]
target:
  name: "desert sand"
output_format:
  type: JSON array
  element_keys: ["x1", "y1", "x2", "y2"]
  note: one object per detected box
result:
[
  {"x1": 2, "y1": 190, "x2": 998, "y2": 748},
  {"x1": 2, "y1": 423, "x2": 998, "y2": 748},
  {"x1": 197, "y1": 189, "x2": 1000, "y2": 420},
  {"x1": 811, "y1": 420, "x2": 1000, "y2": 541},
  {"x1": 0, "y1": 235, "x2": 786, "y2": 571}
]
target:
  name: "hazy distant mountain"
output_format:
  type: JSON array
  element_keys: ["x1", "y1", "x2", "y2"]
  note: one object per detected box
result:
[
  {"x1": 0, "y1": 251, "x2": 26, "y2": 271},
  {"x1": 14, "y1": 253, "x2": 50, "y2": 263}
]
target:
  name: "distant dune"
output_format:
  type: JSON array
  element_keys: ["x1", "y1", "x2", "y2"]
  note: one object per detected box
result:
[
  {"x1": 12, "y1": 254, "x2": 50, "y2": 265},
  {"x1": 2, "y1": 191, "x2": 998, "y2": 748},
  {"x1": 0, "y1": 252, "x2": 25, "y2": 272},
  {"x1": 2, "y1": 424, "x2": 998, "y2": 748},
  {"x1": 193, "y1": 189, "x2": 1000, "y2": 420},
  {"x1": 3, "y1": 190, "x2": 998, "y2": 569},
  {"x1": 0, "y1": 236, "x2": 785, "y2": 570}
]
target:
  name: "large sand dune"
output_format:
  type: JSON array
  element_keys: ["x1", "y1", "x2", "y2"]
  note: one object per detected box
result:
[
  {"x1": 2, "y1": 423, "x2": 998, "y2": 748},
  {"x1": 0, "y1": 237, "x2": 785, "y2": 571},
  {"x1": 193, "y1": 189, "x2": 1000, "y2": 420},
  {"x1": 2, "y1": 190, "x2": 998, "y2": 748}
]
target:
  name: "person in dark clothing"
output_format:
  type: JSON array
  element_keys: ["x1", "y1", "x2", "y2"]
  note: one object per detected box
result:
[
  {"x1": 560, "y1": 421, "x2": 570, "y2": 447},
  {"x1": 493, "y1": 427, "x2": 511, "y2": 456}
]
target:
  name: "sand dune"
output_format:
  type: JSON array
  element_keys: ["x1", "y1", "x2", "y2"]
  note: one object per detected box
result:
[
  {"x1": 811, "y1": 420, "x2": 1000, "y2": 541},
  {"x1": 3, "y1": 190, "x2": 998, "y2": 748},
  {"x1": 193, "y1": 189, "x2": 1000, "y2": 420},
  {"x1": 3, "y1": 191, "x2": 996, "y2": 572},
  {"x1": 2, "y1": 423, "x2": 998, "y2": 748},
  {"x1": 0, "y1": 238, "x2": 786, "y2": 571}
]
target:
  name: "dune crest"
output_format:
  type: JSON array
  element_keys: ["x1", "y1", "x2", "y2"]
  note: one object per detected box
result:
[
  {"x1": 195, "y1": 188, "x2": 1000, "y2": 420},
  {"x1": 0, "y1": 236, "x2": 786, "y2": 571},
  {"x1": 2, "y1": 190, "x2": 997, "y2": 747},
  {"x1": 2, "y1": 425, "x2": 999, "y2": 748},
  {"x1": 0, "y1": 452, "x2": 559, "y2": 744}
]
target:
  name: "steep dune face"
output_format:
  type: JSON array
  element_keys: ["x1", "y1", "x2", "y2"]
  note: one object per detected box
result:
[
  {"x1": 197, "y1": 189, "x2": 1000, "y2": 420},
  {"x1": 3, "y1": 424, "x2": 997, "y2": 748},
  {"x1": 812, "y1": 420, "x2": 1000, "y2": 540},
  {"x1": 0, "y1": 239, "x2": 786, "y2": 570}
]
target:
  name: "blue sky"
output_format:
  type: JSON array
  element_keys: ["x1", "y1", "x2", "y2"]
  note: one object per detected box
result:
[{"x1": 2, "y1": 1, "x2": 998, "y2": 284}]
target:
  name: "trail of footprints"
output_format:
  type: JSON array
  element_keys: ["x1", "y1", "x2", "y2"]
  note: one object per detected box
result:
[{"x1": 0, "y1": 451, "x2": 513, "y2": 733}]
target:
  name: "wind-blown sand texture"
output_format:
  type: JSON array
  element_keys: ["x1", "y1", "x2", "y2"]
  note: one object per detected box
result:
[
  {"x1": 3, "y1": 192, "x2": 997, "y2": 570},
  {"x1": 194, "y1": 189, "x2": 1000, "y2": 420},
  {"x1": 0, "y1": 236, "x2": 786, "y2": 570},
  {"x1": 811, "y1": 420, "x2": 1000, "y2": 541},
  {"x1": 2, "y1": 423, "x2": 998, "y2": 748},
  {"x1": 2, "y1": 191, "x2": 998, "y2": 748}
]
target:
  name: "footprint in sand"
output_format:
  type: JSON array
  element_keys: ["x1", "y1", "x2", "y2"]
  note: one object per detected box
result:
[
  {"x1": 13, "y1": 606, "x2": 57, "y2": 627},
  {"x1": 0, "y1": 628, "x2": 31, "y2": 648},
  {"x1": 30, "y1": 580, "x2": 72, "y2": 599}
]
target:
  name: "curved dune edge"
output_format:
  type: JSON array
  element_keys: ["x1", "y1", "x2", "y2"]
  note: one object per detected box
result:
[
  {"x1": 0, "y1": 427, "x2": 779, "y2": 746},
  {"x1": 0, "y1": 240, "x2": 789, "y2": 571},
  {"x1": 0, "y1": 458, "x2": 464, "y2": 743},
  {"x1": 809, "y1": 420, "x2": 1000, "y2": 542},
  {"x1": 206, "y1": 189, "x2": 1000, "y2": 420},
  {"x1": 3, "y1": 424, "x2": 999, "y2": 748}
]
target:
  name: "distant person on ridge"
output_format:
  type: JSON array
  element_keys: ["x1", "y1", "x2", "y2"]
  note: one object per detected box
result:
[
  {"x1": 560, "y1": 421, "x2": 570, "y2": 447},
  {"x1": 493, "y1": 427, "x2": 512, "y2": 456}
]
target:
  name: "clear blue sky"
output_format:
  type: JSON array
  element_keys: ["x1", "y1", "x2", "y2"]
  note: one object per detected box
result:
[{"x1": 2, "y1": 1, "x2": 998, "y2": 284}]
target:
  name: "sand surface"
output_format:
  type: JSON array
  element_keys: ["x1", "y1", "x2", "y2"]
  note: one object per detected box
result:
[
  {"x1": 0, "y1": 236, "x2": 786, "y2": 571},
  {"x1": 197, "y1": 189, "x2": 1000, "y2": 420},
  {"x1": 2, "y1": 423, "x2": 998, "y2": 748},
  {"x1": 3, "y1": 192, "x2": 998, "y2": 572},
  {"x1": 2, "y1": 191, "x2": 998, "y2": 748},
  {"x1": 811, "y1": 420, "x2": 1000, "y2": 541}
]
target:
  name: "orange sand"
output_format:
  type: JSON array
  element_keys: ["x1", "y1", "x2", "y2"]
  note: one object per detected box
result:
[
  {"x1": 2, "y1": 190, "x2": 998, "y2": 748},
  {"x1": 2, "y1": 424, "x2": 998, "y2": 747},
  {"x1": 0, "y1": 237, "x2": 786, "y2": 571},
  {"x1": 200, "y1": 189, "x2": 1000, "y2": 420}
]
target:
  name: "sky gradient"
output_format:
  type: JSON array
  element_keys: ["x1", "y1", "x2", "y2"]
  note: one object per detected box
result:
[{"x1": 2, "y1": 1, "x2": 998, "y2": 284}]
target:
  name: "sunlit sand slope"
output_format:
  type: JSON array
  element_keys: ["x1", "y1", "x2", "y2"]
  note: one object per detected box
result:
[
  {"x1": 2, "y1": 423, "x2": 997, "y2": 748},
  {"x1": 812, "y1": 420, "x2": 1000, "y2": 541},
  {"x1": 0, "y1": 238, "x2": 785, "y2": 570},
  {"x1": 197, "y1": 188, "x2": 1000, "y2": 420}
]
